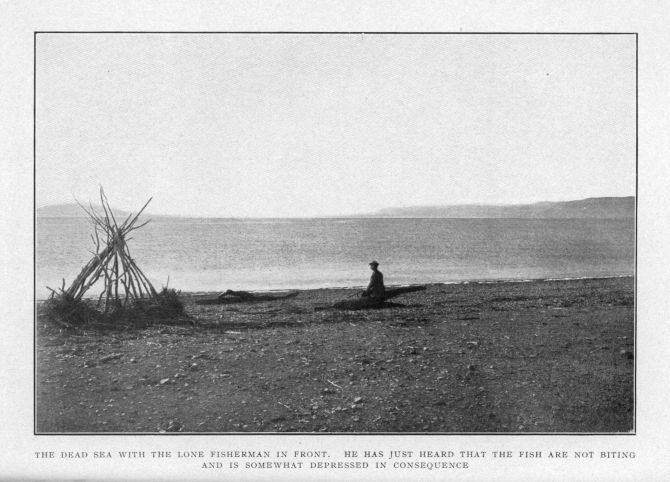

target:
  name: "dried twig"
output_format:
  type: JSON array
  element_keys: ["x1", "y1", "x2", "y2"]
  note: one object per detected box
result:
[
  {"x1": 63, "y1": 188, "x2": 158, "y2": 310},
  {"x1": 327, "y1": 379, "x2": 342, "y2": 389}
]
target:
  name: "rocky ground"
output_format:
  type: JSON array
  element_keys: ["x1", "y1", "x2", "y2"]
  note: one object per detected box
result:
[{"x1": 35, "y1": 276, "x2": 634, "y2": 433}]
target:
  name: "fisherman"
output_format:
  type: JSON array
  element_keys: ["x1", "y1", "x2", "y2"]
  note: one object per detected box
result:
[{"x1": 361, "y1": 260, "x2": 385, "y2": 306}]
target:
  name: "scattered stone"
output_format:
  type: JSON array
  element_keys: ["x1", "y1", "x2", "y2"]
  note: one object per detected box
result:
[
  {"x1": 100, "y1": 353, "x2": 122, "y2": 363},
  {"x1": 620, "y1": 349, "x2": 634, "y2": 360},
  {"x1": 165, "y1": 420, "x2": 182, "y2": 432},
  {"x1": 354, "y1": 397, "x2": 364, "y2": 404}
]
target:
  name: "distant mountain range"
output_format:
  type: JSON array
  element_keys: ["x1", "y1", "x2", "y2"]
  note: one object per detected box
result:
[
  {"x1": 37, "y1": 196, "x2": 635, "y2": 219},
  {"x1": 36, "y1": 203, "x2": 143, "y2": 219},
  {"x1": 369, "y1": 197, "x2": 635, "y2": 219}
]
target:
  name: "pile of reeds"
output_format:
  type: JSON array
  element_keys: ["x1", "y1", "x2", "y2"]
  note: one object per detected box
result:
[
  {"x1": 41, "y1": 287, "x2": 187, "y2": 329},
  {"x1": 43, "y1": 188, "x2": 186, "y2": 328}
]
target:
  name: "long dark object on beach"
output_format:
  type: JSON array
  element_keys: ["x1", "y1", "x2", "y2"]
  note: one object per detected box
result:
[
  {"x1": 316, "y1": 285, "x2": 427, "y2": 311},
  {"x1": 382, "y1": 285, "x2": 427, "y2": 300},
  {"x1": 194, "y1": 290, "x2": 299, "y2": 305}
]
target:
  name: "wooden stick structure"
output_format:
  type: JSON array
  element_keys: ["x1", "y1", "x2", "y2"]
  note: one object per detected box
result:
[{"x1": 60, "y1": 187, "x2": 157, "y2": 309}]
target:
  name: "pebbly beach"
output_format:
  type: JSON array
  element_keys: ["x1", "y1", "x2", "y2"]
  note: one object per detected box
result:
[{"x1": 35, "y1": 275, "x2": 634, "y2": 433}]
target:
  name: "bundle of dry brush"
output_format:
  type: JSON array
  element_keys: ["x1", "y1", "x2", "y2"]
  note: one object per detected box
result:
[{"x1": 43, "y1": 188, "x2": 185, "y2": 328}]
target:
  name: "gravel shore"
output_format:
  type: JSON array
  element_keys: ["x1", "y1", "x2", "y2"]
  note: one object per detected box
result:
[{"x1": 36, "y1": 276, "x2": 634, "y2": 433}]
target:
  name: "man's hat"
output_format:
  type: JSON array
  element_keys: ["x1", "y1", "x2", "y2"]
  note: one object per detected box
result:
[{"x1": 369, "y1": 260, "x2": 379, "y2": 266}]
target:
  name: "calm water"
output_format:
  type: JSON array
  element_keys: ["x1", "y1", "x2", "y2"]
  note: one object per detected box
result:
[{"x1": 35, "y1": 217, "x2": 635, "y2": 298}]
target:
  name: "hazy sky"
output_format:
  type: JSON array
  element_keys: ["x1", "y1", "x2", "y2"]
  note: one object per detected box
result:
[{"x1": 36, "y1": 33, "x2": 636, "y2": 217}]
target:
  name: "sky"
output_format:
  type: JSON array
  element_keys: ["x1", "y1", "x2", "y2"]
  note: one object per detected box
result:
[{"x1": 36, "y1": 33, "x2": 636, "y2": 218}]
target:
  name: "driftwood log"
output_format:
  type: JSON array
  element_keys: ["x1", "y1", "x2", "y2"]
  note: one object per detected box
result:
[
  {"x1": 195, "y1": 289, "x2": 299, "y2": 305},
  {"x1": 320, "y1": 285, "x2": 427, "y2": 311},
  {"x1": 382, "y1": 285, "x2": 427, "y2": 300}
]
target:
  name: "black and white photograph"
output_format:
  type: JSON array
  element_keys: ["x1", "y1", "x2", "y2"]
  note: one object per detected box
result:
[
  {"x1": 5, "y1": 2, "x2": 670, "y2": 480},
  {"x1": 34, "y1": 32, "x2": 636, "y2": 434}
]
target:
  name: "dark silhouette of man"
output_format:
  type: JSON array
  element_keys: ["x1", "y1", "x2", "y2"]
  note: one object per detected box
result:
[{"x1": 362, "y1": 260, "x2": 385, "y2": 306}]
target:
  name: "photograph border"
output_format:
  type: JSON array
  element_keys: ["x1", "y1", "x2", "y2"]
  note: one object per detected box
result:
[{"x1": 33, "y1": 30, "x2": 638, "y2": 437}]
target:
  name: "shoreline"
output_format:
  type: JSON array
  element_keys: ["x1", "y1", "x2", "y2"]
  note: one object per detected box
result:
[
  {"x1": 35, "y1": 274, "x2": 634, "y2": 302},
  {"x1": 177, "y1": 274, "x2": 635, "y2": 297}
]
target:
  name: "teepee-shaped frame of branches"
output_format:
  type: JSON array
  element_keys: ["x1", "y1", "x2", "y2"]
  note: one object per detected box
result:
[{"x1": 57, "y1": 187, "x2": 158, "y2": 309}]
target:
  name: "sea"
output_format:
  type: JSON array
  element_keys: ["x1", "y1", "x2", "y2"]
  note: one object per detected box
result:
[{"x1": 35, "y1": 217, "x2": 635, "y2": 299}]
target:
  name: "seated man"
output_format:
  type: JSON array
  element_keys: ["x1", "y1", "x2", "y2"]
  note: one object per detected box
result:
[{"x1": 362, "y1": 260, "x2": 385, "y2": 306}]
